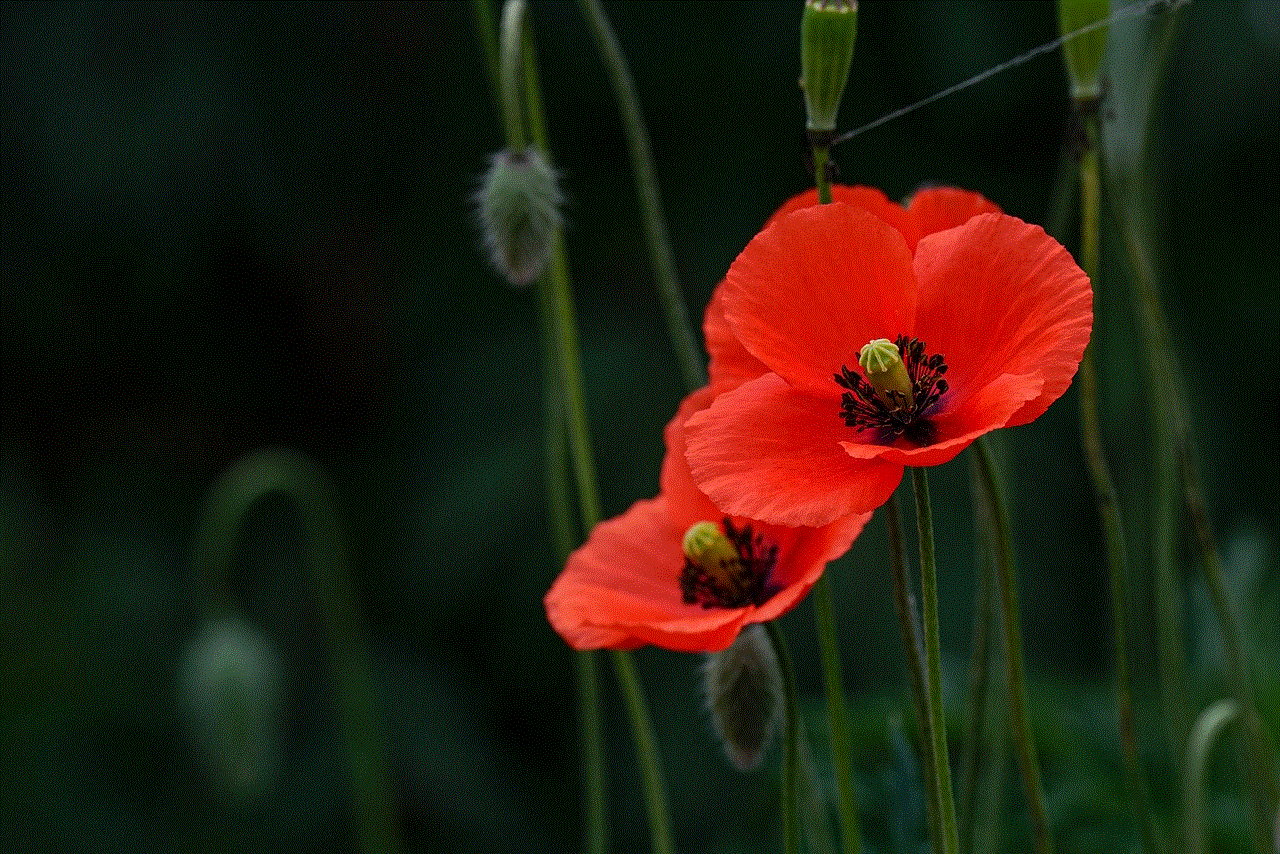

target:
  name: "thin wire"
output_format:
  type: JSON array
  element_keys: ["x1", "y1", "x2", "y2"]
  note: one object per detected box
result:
[{"x1": 832, "y1": 0, "x2": 1189, "y2": 146}]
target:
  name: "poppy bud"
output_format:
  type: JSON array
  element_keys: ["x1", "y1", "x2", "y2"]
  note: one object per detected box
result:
[
  {"x1": 476, "y1": 145, "x2": 563, "y2": 287},
  {"x1": 801, "y1": 0, "x2": 858, "y2": 132},
  {"x1": 181, "y1": 615, "x2": 284, "y2": 800},
  {"x1": 702, "y1": 624, "x2": 781, "y2": 771},
  {"x1": 859, "y1": 337, "x2": 914, "y2": 411},
  {"x1": 1057, "y1": 0, "x2": 1108, "y2": 102}
]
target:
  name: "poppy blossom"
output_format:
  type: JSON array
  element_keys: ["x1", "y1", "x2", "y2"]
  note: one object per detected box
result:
[
  {"x1": 544, "y1": 386, "x2": 871, "y2": 653},
  {"x1": 686, "y1": 193, "x2": 1092, "y2": 528},
  {"x1": 704, "y1": 185, "x2": 1003, "y2": 387}
]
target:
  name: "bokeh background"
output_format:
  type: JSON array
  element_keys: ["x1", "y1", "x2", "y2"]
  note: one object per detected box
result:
[{"x1": 3, "y1": 2, "x2": 1277, "y2": 852}]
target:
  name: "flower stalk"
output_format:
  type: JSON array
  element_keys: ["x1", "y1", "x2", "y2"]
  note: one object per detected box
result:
[
  {"x1": 958, "y1": 457, "x2": 995, "y2": 854},
  {"x1": 911, "y1": 468, "x2": 959, "y2": 854},
  {"x1": 812, "y1": 574, "x2": 864, "y2": 854},
  {"x1": 886, "y1": 493, "x2": 944, "y2": 854},
  {"x1": 190, "y1": 449, "x2": 405, "y2": 854},
  {"x1": 1110, "y1": 107, "x2": 1278, "y2": 852},
  {"x1": 576, "y1": 0, "x2": 706, "y2": 394},
  {"x1": 1073, "y1": 113, "x2": 1167, "y2": 854},
  {"x1": 971, "y1": 437, "x2": 1054, "y2": 854},
  {"x1": 493, "y1": 4, "x2": 673, "y2": 851},
  {"x1": 765, "y1": 620, "x2": 801, "y2": 854}
]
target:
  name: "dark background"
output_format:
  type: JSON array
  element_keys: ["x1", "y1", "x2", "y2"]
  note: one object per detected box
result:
[{"x1": 3, "y1": 2, "x2": 1277, "y2": 852}]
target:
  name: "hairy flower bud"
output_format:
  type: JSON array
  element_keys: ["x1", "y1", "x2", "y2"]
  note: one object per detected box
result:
[
  {"x1": 476, "y1": 146, "x2": 563, "y2": 287},
  {"x1": 181, "y1": 615, "x2": 284, "y2": 800},
  {"x1": 1057, "y1": 0, "x2": 1108, "y2": 102},
  {"x1": 702, "y1": 624, "x2": 781, "y2": 771},
  {"x1": 801, "y1": 0, "x2": 858, "y2": 132}
]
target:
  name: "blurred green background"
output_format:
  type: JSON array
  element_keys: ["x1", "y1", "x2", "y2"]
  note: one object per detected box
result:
[{"x1": 3, "y1": 2, "x2": 1277, "y2": 852}]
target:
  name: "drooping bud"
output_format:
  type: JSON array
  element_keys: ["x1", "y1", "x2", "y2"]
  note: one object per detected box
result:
[
  {"x1": 801, "y1": 0, "x2": 858, "y2": 132},
  {"x1": 702, "y1": 624, "x2": 781, "y2": 771},
  {"x1": 181, "y1": 615, "x2": 284, "y2": 801},
  {"x1": 859, "y1": 338, "x2": 914, "y2": 411},
  {"x1": 476, "y1": 145, "x2": 563, "y2": 287},
  {"x1": 1057, "y1": 0, "x2": 1108, "y2": 102}
]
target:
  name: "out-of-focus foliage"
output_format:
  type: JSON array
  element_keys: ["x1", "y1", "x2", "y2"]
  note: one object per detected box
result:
[{"x1": 2, "y1": 2, "x2": 1276, "y2": 852}]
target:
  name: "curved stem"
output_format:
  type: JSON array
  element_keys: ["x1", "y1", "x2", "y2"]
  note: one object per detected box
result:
[
  {"x1": 970, "y1": 438, "x2": 1052, "y2": 854},
  {"x1": 191, "y1": 449, "x2": 404, "y2": 854},
  {"x1": 1184, "y1": 700, "x2": 1239, "y2": 854},
  {"x1": 765, "y1": 621, "x2": 800, "y2": 854},
  {"x1": 576, "y1": 0, "x2": 706, "y2": 394},
  {"x1": 1119, "y1": 186, "x2": 1277, "y2": 854},
  {"x1": 886, "y1": 494, "x2": 943, "y2": 854},
  {"x1": 911, "y1": 468, "x2": 959, "y2": 854},
  {"x1": 610, "y1": 650, "x2": 675, "y2": 854},
  {"x1": 812, "y1": 575, "x2": 863, "y2": 854},
  {"x1": 1106, "y1": 4, "x2": 1276, "y2": 846},
  {"x1": 1074, "y1": 118, "x2": 1166, "y2": 854}
]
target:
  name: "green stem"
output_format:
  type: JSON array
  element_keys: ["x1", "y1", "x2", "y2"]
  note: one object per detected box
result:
[
  {"x1": 536, "y1": 274, "x2": 607, "y2": 854},
  {"x1": 812, "y1": 575, "x2": 863, "y2": 854},
  {"x1": 1184, "y1": 699, "x2": 1239, "y2": 854},
  {"x1": 812, "y1": 143, "x2": 833, "y2": 204},
  {"x1": 911, "y1": 468, "x2": 959, "y2": 854},
  {"x1": 576, "y1": 0, "x2": 706, "y2": 394},
  {"x1": 1107, "y1": 3, "x2": 1275, "y2": 846},
  {"x1": 514, "y1": 11, "x2": 674, "y2": 852},
  {"x1": 1118, "y1": 189, "x2": 1277, "y2": 854},
  {"x1": 610, "y1": 650, "x2": 676, "y2": 854},
  {"x1": 191, "y1": 449, "x2": 405, "y2": 854},
  {"x1": 970, "y1": 438, "x2": 1052, "y2": 854},
  {"x1": 498, "y1": 0, "x2": 527, "y2": 149},
  {"x1": 958, "y1": 456, "x2": 994, "y2": 854},
  {"x1": 471, "y1": 0, "x2": 502, "y2": 127},
  {"x1": 484, "y1": 2, "x2": 610, "y2": 847},
  {"x1": 765, "y1": 621, "x2": 800, "y2": 854},
  {"x1": 886, "y1": 493, "x2": 944, "y2": 854},
  {"x1": 1075, "y1": 117, "x2": 1165, "y2": 854}
]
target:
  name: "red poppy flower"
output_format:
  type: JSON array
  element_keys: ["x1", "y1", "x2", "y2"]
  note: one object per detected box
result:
[
  {"x1": 544, "y1": 386, "x2": 871, "y2": 652},
  {"x1": 686, "y1": 193, "x2": 1092, "y2": 528}
]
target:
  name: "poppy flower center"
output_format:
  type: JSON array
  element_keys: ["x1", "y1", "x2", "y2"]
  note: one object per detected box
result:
[
  {"x1": 834, "y1": 335, "x2": 949, "y2": 445},
  {"x1": 680, "y1": 519, "x2": 780, "y2": 609}
]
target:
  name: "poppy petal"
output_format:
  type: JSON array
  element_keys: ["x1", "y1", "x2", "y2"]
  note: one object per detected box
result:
[
  {"x1": 721, "y1": 203, "x2": 919, "y2": 395},
  {"x1": 659, "y1": 385, "x2": 729, "y2": 527},
  {"x1": 704, "y1": 284, "x2": 770, "y2": 387},
  {"x1": 912, "y1": 214, "x2": 1092, "y2": 425},
  {"x1": 907, "y1": 187, "x2": 1004, "y2": 247},
  {"x1": 684, "y1": 373, "x2": 904, "y2": 526},
  {"x1": 767, "y1": 184, "x2": 915, "y2": 240},
  {"x1": 544, "y1": 496, "x2": 748, "y2": 652}
]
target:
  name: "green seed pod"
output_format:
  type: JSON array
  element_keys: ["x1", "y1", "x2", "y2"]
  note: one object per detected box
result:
[
  {"x1": 181, "y1": 615, "x2": 284, "y2": 801},
  {"x1": 476, "y1": 146, "x2": 563, "y2": 287},
  {"x1": 1058, "y1": 0, "x2": 1108, "y2": 101},
  {"x1": 859, "y1": 337, "x2": 914, "y2": 411},
  {"x1": 801, "y1": 0, "x2": 858, "y2": 132},
  {"x1": 702, "y1": 624, "x2": 781, "y2": 771}
]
